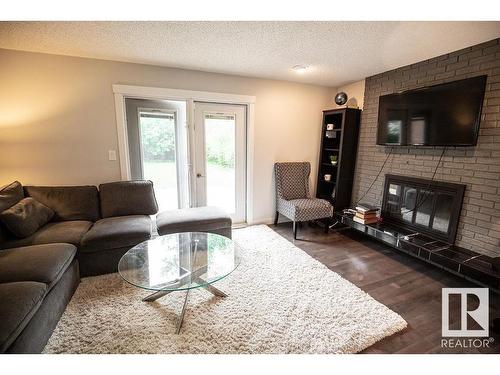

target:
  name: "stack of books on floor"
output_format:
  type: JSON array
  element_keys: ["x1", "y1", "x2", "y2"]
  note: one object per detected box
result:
[{"x1": 353, "y1": 203, "x2": 380, "y2": 224}]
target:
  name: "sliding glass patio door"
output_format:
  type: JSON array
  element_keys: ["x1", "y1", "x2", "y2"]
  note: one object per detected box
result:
[
  {"x1": 125, "y1": 98, "x2": 189, "y2": 211},
  {"x1": 193, "y1": 102, "x2": 246, "y2": 224},
  {"x1": 125, "y1": 99, "x2": 247, "y2": 223}
]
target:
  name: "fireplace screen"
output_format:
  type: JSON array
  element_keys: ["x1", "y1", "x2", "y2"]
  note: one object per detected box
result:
[{"x1": 381, "y1": 174, "x2": 465, "y2": 243}]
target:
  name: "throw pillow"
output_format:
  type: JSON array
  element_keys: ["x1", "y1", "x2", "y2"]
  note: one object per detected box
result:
[
  {"x1": 0, "y1": 197, "x2": 54, "y2": 238},
  {"x1": 0, "y1": 181, "x2": 24, "y2": 212}
]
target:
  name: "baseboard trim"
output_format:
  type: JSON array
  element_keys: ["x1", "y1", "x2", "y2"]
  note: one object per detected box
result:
[{"x1": 247, "y1": 217, "x2": 274, "y2": 226}]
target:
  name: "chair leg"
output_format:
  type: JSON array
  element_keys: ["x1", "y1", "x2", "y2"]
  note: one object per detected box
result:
[
  {"x1": 324, "y1": 218, "x2": 330, "y2": 233},
  {"x1": 293, "y1": 220, "x2": 298, "y2": 240},
  {"x1": 274, "y1": 211, "x2": 279, "y2": 226}
]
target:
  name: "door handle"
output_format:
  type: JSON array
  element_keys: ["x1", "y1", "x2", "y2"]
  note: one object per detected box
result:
[{"x1": 196, "y1": 173, "x2": 205, "y2": 178}]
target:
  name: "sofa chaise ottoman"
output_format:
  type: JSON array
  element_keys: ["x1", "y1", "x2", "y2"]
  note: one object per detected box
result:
[{"x1": 156, "y1": 206, "x2": 232, "y2": 239}]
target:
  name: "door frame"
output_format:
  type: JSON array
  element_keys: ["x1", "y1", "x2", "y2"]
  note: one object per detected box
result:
[{"x1": 113, "y1": 84, "x2": 256, "y2": 224}]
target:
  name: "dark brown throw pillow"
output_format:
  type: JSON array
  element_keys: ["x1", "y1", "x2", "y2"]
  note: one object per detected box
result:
[
  {"x1": 0, "y1": 181, "x2": 24, "y2": 212},
  {"x1": 0, "y1": 197, "x2": 54, "y2": 238}
]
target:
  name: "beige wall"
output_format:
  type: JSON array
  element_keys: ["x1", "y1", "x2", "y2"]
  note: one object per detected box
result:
[
  {"x1": 0, "y1": 48, "x2": 333, "y2": 223},
  {"x1": 333, "y1": 80, "x2": 366, "y2": 109}
]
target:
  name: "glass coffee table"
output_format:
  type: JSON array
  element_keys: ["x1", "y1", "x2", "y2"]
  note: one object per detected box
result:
[{"x1": 118, "y1": 232, "x2": 240, "y2": 334}]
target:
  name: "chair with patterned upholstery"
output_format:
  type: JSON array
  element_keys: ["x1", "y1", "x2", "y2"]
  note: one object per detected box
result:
[{"x1": 274, "y1": 162, "x2": 333, "y2": 240}]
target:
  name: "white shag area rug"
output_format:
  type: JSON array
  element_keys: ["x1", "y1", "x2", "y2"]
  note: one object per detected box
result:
[{"x1": 43, "y1": 225, "x2": 406, "y2": 354}]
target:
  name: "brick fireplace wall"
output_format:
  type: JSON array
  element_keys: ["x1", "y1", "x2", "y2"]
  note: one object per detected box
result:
[{"x1": 352, "y1": 38, "x2": 500, "y2": 257}]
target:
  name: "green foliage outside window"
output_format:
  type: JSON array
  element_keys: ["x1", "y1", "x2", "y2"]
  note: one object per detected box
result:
[
  {"x1": 140, "y1": 116, "x2": 176, "y2": 162},
  {"x1": 205, "y1": 119, "x2": 235, "y2": 168},
  {"x1": 140, "y1": 116, "x2": 235, "y2": 168}
]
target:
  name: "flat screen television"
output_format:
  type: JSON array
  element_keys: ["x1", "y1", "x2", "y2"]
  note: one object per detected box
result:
[{"x1": 376, "y1": 75, "x2": 487, "y2": 146}]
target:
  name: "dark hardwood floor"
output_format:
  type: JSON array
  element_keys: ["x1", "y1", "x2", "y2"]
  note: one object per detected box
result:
[{"x1": 269, "y1": 222, "x2": 500, "y2": 353}]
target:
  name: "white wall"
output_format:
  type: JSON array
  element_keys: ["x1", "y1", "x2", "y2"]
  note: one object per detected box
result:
[
  {"x1": 0, "y1": 49, "x2": 334, "y2": 224},
  {"x1": 333, "y1": 80, "x2": 366, "y2": 109}
]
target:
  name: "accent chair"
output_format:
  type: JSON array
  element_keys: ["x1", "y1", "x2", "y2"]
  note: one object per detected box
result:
[{"x1": 274, "y1": 162, "x2": 333, "y2": 240}]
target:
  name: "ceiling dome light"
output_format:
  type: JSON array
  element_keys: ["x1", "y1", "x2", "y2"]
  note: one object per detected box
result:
[{"x1": 292, "y1": 64, "x2": 309, "y2": 73}]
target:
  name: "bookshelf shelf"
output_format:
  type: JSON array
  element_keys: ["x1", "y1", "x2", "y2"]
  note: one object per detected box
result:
[
  {"x1": 316, "y1": 108, "x2": 361, "y2": 211},
  {"x1": 320, "y1": 179, "x2": 336, "y2": 185}
]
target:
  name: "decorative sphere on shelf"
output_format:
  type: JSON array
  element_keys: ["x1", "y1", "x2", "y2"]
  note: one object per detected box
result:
[{"x1": 335, "y1": 92, "x2": 348, "y2": 106}]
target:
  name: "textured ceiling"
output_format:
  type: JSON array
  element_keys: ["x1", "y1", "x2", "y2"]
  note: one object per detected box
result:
[{"x1": 0, "y1": 21, "x2": 499, "y2": 87}]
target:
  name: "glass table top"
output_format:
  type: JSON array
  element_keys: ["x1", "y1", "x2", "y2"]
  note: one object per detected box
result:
[{"x1": 118, "y1": 232, "x2": 240, "y2": 292}]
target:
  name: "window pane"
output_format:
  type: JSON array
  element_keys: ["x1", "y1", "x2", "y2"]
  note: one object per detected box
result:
[
  {"x1": 386, "y1": 183, "x2": 401, "y2": 214},
  {"x1": 415, "y1": 190, "x2": 433, "y2": 227},
  {"x1": 139, "y1": 113, "x2": 178, "y2": 211},
  {"x1": 205, "y1": 114, "x2": 236, "y2": 214},
  {"x1": 401, "y1": 186, "x2": 417, "y2": 223},
  {"x1": 433, "y1": 194, "x2": 453, "y2": 233}
]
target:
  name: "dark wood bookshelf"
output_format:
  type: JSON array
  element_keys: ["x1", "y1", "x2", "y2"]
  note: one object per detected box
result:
[{"x1": 316, "y1": 108, "x2": 361, "y2": 211}]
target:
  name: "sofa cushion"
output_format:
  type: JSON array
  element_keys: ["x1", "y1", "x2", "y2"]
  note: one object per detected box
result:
[
  {"x1": 0, "y1": 181, "x2": 24, "y2": 212},
  {"x1": 275, "y1": 162, "x2": 309, "y2": 200},
  {"x1": 0, "y1": 243, "x2": 76, "y2": 287},
  {"x1": 24, "y1": 185, "x2": 100, "y2": 222},
  {"x1": 278, "y1": 198, "x2": 333, "y2": 222},
  {"x1": 80, "y1": 215, "x2": 152, "y2": 253},
  {"x1": 0, "y1": 281, "x2": 47, "y2": 353},
  {"x1": 0, "y1": 226, "x2": 10, "y2": 245},
  {"x1": 99, "y1": 180, "x2": 158, "y2": 218},
  {"x1": 0, "y1": 220, "x2": 93, "y2": 250},
  {"x1": 0, "y1": 181, "x2": 25, "y2": 244},
  {"x1": 0, "y1": 198, "x2": 54, "y2": 238},
  {"x1": 156, "y1": 206, "x2": 232, "y2": 236}
]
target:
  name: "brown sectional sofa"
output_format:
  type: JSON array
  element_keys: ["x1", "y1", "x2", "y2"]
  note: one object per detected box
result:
[
  {"x1": 0, "y1": 180, "x2": 158, "y2": 277},
  {"x1": 0, "y1": 180, "x2": 158, "y2": 353},
  {"x1": 0, "y1": 179, "x2": 232, "y2": 353}
]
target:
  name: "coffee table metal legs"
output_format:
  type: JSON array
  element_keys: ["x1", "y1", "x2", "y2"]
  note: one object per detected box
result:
[
  {"x1": 142, "y1": 289, "x2": 173, "y2": 302},
  {"x1": 175, "y1": 289, "x2": 190, "y2": 334},
  {"x1": 142, "y1": 280, "x2": 227, "y2": 334},
  {"x1": 142, "y1": 288, "x2": 192, "y2": 334},
  {"x1": 194, "y1": 277, "x2": 228, "y2": 297}
]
